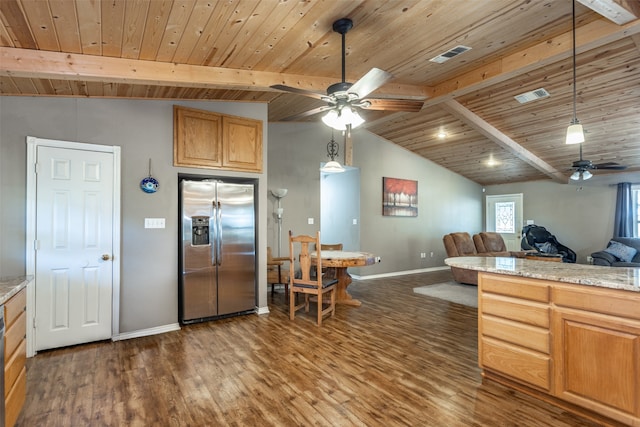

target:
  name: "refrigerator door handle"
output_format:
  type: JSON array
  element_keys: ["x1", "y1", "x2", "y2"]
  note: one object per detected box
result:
[
  {"x1": 210, "y1": 201, "x2": 217, "y2": 266},
  {"x1": 216, "y1": 201, "x2": 222, "y2": 266}
]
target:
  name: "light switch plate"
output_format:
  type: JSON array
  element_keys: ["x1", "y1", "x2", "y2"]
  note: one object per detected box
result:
[
  {"x1": 308, "y1": 218, "x2": 314, "y2": 225},
  {"x1": 145, "y1": 218, "x2": 165, "y2": 228}
]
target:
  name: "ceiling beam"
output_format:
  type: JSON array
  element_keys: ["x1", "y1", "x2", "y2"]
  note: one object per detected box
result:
[
  {"x1": 577, "y1": 0, "x2": 640, "y2": 24},
  {"x1": 0, "y1": 47, "x2": 430, "y2": 100},
  {"x1": 424, "y1": 17, "x2": 640, "y2": 108},
  {"x1": 440, "y1": 100, "x2": 567, "y2": 183}
]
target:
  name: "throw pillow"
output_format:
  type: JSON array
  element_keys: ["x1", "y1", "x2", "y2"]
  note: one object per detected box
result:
[{"x1": 604, "y1": 240, "x2": 638, "y2": 263}]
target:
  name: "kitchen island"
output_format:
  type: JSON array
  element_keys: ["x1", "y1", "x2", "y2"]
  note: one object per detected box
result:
[{"x1": 446, "y1": 257, "x2": 639, "y2": 427}]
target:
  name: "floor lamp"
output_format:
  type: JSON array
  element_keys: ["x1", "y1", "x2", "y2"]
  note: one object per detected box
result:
[{"x1": 270, "y1": 188, "x2": 288, "y2": 256}]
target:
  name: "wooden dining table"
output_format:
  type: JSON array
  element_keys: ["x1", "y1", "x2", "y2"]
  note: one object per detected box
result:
[{"x1": 310, "y1": 250, "x2": 376, "y2": 307}]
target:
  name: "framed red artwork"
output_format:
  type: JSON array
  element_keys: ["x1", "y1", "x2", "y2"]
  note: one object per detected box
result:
[{"x1": 383, "y1": 177, "x2": 417, "y2": 217}]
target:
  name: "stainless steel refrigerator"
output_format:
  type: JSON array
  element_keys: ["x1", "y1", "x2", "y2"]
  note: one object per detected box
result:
[{"x1": 179, "y1": 177, "x2": 256, "y2": 324}]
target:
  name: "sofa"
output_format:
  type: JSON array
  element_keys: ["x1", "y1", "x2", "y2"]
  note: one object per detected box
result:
[
  {"x1": 443, "y1": 232, "x2": 528, "y2": 285},
  {"x1": 473, "y1": 232, "x2": 529, "y2": 258},
  {"x1": 591, "y1": 237, "x2": 640, "y2": 267}
]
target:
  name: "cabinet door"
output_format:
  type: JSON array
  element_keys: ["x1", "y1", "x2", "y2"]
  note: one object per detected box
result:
[
  {"x1": 174, "y1": 106, "x2": 223, "y2": 168},
  {"x1": 553, "y1": 308, "x2": 640, "y2": 424},
  {"x1": 222, "y1": 116, "x2": 263, "y2": 172}
]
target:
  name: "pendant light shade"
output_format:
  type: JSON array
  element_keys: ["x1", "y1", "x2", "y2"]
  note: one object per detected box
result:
[
  {"x1": 566, "y1": 122, "x2": 585, "y2": 145},
  {"x1": 322, "y1": 107, "x2": 364, "y2": 131},
  {"x1": 320, "y1": 160, "x2": 346, "y2": 173},
  {"x1": 566, "y1": 0, "x2": 585, "y2": 145}
]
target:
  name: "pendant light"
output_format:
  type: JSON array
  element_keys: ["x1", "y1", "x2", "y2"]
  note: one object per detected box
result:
[
  {"x1": 566, "y1": 0, "x2": 585, "y2": 145},
  {"x1": 320, "y1": 130, "x2": 345, "y2": 173}
]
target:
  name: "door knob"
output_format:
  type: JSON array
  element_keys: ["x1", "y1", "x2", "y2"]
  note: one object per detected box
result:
[{"x1": 102, "y1": 254, "x2": 111, "y2": 261}]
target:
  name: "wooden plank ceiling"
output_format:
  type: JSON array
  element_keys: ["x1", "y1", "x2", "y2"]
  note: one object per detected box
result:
[{"x1": 1, "y1": 0, "x2": 639, "y2": 185}]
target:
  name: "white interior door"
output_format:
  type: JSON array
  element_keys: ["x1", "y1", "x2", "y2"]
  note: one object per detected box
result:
[
  {"x1": 34, "y1": 145, "x2": 115, "y2": 351},
  {"x1": 486, "y1": 194, "x2": 523, "y2": 251}
]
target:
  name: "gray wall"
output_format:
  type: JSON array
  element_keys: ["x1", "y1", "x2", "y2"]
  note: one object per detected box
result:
[
  {"x1": 1, "y1": 95, "x2": 623, "y2": 335},
  {"x1": 0, "y1": 96, "x2": 268, "y2": 333},
  {"x1": 485, "y1": 181, "x2": 617, "y2": 263},
  {"x1": 268, "y1": 122, "x2": 484, "y2": 275}
]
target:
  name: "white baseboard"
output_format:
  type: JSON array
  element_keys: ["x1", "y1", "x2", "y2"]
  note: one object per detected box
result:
[
  {"x1": 112, "y1": 323, "x2": 181, "y2": 341},
  {"x1": 352, "y1": 265, "x2": 449, "y2": 280},
  {"x1": 256, "y1": 305, "x2": 270, "y2": 315}
]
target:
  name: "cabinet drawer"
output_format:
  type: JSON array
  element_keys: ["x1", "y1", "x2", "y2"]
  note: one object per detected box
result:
[
  {"x1": 480, "y1": 273, "x2": 550, "y2": 302},
  {"x1": 4, "y1": 288, "x2": 26, "y2": 329},
  {"x1": 5, "y1": 339, "x2": 26, "y2": 398},
  {"x1": 482, "y1": 314, "x2": 550, "y2": 354},
  {"x1": 481, "y1": 293, "x2": 550, "y2": 328},
  {"x1": 5, "y1": 367, "x2": 26, "y2": 427},
  {"x1": 553, "y1": 284, "x2": 640, "y2": 321},
  {"x1": 481, "y1": 337, "x2": 550, "y2": 391},
  {"x1": 5, "y1": 310, "x2": 26, "y2": 359}
]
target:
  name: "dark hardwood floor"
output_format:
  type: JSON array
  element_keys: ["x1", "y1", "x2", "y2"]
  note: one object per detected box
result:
[{"x1": 18, "y1": 270, "x2": 603, "y2": 426}]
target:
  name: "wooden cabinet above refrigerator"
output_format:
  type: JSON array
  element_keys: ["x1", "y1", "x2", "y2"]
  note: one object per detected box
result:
[{"x1": 173, "y1": 105, "x2": 263, "y2": 173}]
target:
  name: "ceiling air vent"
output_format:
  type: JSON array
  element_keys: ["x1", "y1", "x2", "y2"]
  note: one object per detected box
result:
[
  {"x1": 429, "y1": 45, "x2": 472, "y2": 63},
  {"x1": 514, "y1": 88, "x2": 550, "y2": 104}
]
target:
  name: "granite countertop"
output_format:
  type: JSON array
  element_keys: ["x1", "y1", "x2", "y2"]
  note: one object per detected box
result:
[
  {"x1": 445, "y1": 256, "x2": 640, "y2": 292},
  {"x1": 0, "y1": 275, "x2": 32, "y2": 305}
]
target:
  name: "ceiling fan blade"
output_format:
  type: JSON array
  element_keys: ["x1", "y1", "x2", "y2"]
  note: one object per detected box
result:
[
  {"x1": 360, "y1": 98, "x2": 424, "y2": 112},
  {"x1": 278, "y1": 106, "x2": 333, "y2": 122},
  {"x1": 348, "y1": 68, "x2": 393, "y2": 99},
  {"x1": 593, "y1": 162, "x2": 627, "y2": 170},
  {"x1": 270, "y1": 84, "x2": 326, "y2": 100}
]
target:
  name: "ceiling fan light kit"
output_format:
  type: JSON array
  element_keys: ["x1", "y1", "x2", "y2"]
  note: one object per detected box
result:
[
  {"x1": 321, "y1": 107, "x2": 364, "y2": 130},
  {"x1": 570, "y1": 169, "x2": 592, "y2": 181}
]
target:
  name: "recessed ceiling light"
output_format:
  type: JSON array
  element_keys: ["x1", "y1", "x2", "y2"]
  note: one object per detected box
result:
[{"x1": 487, "y1": 154, "x2": 499, "y2": 166}]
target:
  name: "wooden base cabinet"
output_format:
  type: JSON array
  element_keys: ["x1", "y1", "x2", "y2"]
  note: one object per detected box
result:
[
  {"x1": 479, "y1": 272, "x2": 640, "y2": 426},
  {"x1": 5, "y1": 288, "x2": 27, "y2": 427},
  {"x1": 552, "y1": 285, "x2": 640, "y2": 426}
]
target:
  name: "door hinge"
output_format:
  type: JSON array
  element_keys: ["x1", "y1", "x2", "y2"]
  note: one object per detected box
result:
[{"x1": 34, "y1": 162, "x2": 39, "y2": 174}]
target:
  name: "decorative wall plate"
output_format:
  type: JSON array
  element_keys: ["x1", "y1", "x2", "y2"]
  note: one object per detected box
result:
[{"x1": 140, "y1": 176, "x2": 159, "y2": 193}]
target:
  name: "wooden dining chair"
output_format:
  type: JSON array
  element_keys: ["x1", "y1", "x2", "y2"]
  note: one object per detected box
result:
[
  {"x1": 289, "y1": 231, "x2": 337, "y2": 326},
  {"x1": 267, "y1": 246, "x2": 290, "y2": 296}
]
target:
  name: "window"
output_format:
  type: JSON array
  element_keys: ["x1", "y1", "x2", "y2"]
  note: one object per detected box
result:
[{"x1": 495, "y1": 202, "x2": 515, "y2": 233}]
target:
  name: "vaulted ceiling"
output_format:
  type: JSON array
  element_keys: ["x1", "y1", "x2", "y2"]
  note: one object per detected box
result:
[{"x1": 1, "y1": 0, "x2": 639, "y2": 185}]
